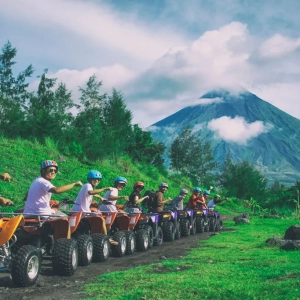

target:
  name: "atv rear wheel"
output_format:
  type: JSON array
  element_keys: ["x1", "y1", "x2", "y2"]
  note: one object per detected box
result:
[
  {"x1": 77, "y1": 234, "x2": 93, "y2": 266},
  {"x1": 180, "y1": 219, "x2": 190, "y2": 237},
  {"x1": 111, "y1": 231, "x2": 127, "y2": 257},
  {"x1": 52, "y1": 238, "x2": 78, "y2": 276},
  {"x1": 196, "y1": 217, "x2": 205, "y2": 233},
  {"x1": 11, "y1": 245, "x2": 41, "y2": 287},
  {"x1": 136, "y1": 228, "x2": 149, "y2": 251},
  {"x1": 125, "y1": 231, "x2": 136, "y2": 255},
  {"x1": 163, "y1": 221, "x2": 175, "y2": 241},
  {"x1": 153, "y1": 226, "x2": 163, "y2": 246},
  {"x1": 215, "y1": 218, "x2": 221, "y2": 232},
  {"x1": 92, "y1": 233, "x2": 110, "y2": 262}
]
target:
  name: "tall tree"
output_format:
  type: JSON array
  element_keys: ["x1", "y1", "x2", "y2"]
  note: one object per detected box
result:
[
  {"x1": 0, "y1": 41, "x2": 33, "y2": 137},
  {"x1": 169, "y1": 126, "x2": 217, "y2": 184}
]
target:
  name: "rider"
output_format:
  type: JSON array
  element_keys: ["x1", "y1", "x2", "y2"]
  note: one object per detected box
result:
[
  {"x1": 187, "y1": 187, "x2": 206, "y2": 209},
  {"x1": 165, "y1": 189, "x2": 188, "y2": 211},
  {"x1": 0, "y1": 172, "x2": 14, "y2": 206},
  {"x1": 207, "y1": 194, "x2": 222, "y2": 208},
  {"x1": 151, "y1": 182, "x2": 172, "y2": 213},
  {"x1": 203, "y1": 190, "x2": 210, "y2": 206},
  {"x1": 99, "y1": 176, "x2": 129, "y2": 212},
  {"x1": 125, "y1": 181, "x2": 149, "y2": 213},
  {"x1": 72, "y1": 170, "x2": 113, "y2": 213},
  {"x1": 23, "y1": 160, "x2": 83, "y2": 217}
]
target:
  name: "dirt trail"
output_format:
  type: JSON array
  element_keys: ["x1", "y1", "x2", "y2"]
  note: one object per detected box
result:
[{"x1": 0, "y1": 227, "x2": 233, "y2": 300}]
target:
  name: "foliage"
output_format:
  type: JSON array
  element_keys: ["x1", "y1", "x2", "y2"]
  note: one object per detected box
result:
[
  {"x1": 219, "y1": 155, "x2": 268, "y2": 201},
  {"x1": 169, "y1": 126, "x2": 217, "y2": 185}
]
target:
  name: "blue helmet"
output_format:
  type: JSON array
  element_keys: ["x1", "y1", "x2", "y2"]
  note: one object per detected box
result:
[
  {"x1": 180, "y1": 189, "x2": 188, "y2": 195},
  {"x1": 114, "y1": 176, "x2": 128, "y2": 185},
  {"x1": 159, "y1": 182, "x2": 169, "y2": 189},
  {"x1": 41, "y1": 160, "x2": 58, "y2": 169},
  {"x1": 203, "y1": 190, "x2": 210, "y2": 195},
  {"x1": 193, "y1": 187, "x2": 201, "y2": 192},
  {"x1": 87, "y1": 170, "x2": 102, "y2": 180}
]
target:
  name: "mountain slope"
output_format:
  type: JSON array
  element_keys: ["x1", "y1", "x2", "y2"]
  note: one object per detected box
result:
[{"x1": 148, "y1": 89, "x2": 300, "y2": 185}]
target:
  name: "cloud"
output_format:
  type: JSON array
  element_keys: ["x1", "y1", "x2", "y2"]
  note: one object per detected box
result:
[
  {"x1": 259, "y1": 34, "x2": 300, "y2": 58},
  {"x1": 207, "y1": 116, "x2": 272, "y2": 144},
  {"x1": 196, "y1": 97, "x2": 224, "y2": 105}
]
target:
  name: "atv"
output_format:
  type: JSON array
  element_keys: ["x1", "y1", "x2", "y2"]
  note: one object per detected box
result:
[
  {"x1": 51, "y1": 199, "x2": 110, "y2": 266},
  {"x1": 156, "y1": 210, "x2": 179, "y2": 242},
  {"x1": 0, "y1": 215, "x2": 41, "y2": 287},
  {"x1": 134, "y1": 212, "x2": 163, "y2": 248},
  {"x1": 176, "y1": 209, "x2": 197, "y2": 237},
  {"x1": 207, "y1": 206, "x2": 222, "y2": 232}
]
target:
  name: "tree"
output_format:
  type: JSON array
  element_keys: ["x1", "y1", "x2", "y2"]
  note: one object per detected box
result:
[
  {"x1": 169, "y1": 126, "x2": 217, "y2": 184},
  {"x1": 0, "y1": 41, "x2": 34, "y2": 137},
  {"x1": 127, "y1": 124, "x2": 165, "y2": 167},
  {"x1": 219, "y1": 157, "x2": 268, "y2": 201}
]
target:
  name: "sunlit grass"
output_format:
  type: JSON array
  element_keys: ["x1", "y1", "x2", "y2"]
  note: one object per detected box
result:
[{"x1": 82, "y1": 217, "x2": 300, "y2": 300}]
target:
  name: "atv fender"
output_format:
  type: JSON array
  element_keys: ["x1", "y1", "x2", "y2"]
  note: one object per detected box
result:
[{"x1": 0, "y1": 215, "x2": 25, "y2": 245}]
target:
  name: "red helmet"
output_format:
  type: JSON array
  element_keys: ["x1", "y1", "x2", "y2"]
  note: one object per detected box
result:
[{"x1": 134, "y1": 181, "x2": 145, "y2": 189}]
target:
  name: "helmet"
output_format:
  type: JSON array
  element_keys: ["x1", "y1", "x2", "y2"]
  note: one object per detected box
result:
[
  {"x1": 180, "y1": 189, "x2": 188, "y2": 195},
  {"x1": 193, "y1": 187, "x2": 201, "y2": 192},
  {"x1": 87, "y1": 170, "x2": 102, "y2": 180},
  {"x1": 134, "y1": 181, "x2": 145, "y2": 189},
  {"x1": 203, "y1": 190, "x2": 210, "y2": 195},
  {"x1": 41, "y1": 160, "x2": 58, "y2": 169},
  {"x1": 159, "y1": 182, "x2": 168, "y2": 188},
  {"x1": 114, "y1": 176, "x2": 128, "y2": 185}
]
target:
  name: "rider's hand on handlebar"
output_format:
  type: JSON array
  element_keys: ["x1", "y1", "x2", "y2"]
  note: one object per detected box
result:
[{"x1": 74, "y1": 181, "x2": 83, "y2": 187}]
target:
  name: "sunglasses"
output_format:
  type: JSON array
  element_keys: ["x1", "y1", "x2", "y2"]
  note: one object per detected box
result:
[{"x1": 47, "y1": 168, "x2": 58, "y2": 173}]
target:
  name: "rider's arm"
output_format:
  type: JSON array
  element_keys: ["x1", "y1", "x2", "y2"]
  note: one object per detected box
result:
[
  {"x1": 49, "y1": 181, "x2": 83, "y2": 194},
  {"x1": 88, "y1": 187, "x2": 113, "y2": 195},
  {"x1": 135, "y1": 195, "x2": 149, "y2": 205}
]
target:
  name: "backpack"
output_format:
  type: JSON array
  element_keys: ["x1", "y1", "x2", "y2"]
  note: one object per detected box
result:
[{"x1": 142, "y1": 190, "x2": 157, "y2": 209}]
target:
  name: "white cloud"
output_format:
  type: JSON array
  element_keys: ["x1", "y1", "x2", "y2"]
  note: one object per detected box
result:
[
  {"x1": 196, "y1": 97, "x2": 224, "y2": 105},
  {"x1": 259, "y1": 34, "x2": 300, "y2": 58},
  {"x1": 207, "y1": 116, "x2": 272, "y2": 144},
  {"x1": 191, "y1": 124, "x2": 204, "y2": 133}
]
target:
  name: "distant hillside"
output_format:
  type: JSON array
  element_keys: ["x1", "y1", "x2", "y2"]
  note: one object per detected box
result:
[{"x1": 148, "y1": 89, "x2": 300, "y2": 185}]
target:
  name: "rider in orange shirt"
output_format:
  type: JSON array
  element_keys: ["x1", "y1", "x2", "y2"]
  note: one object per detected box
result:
[{"x1": 187, "y1": 187, "x2": 207, "y2": 209}]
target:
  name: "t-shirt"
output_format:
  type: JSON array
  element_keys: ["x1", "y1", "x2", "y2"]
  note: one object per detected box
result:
[
  {"x1": 24, "y1": 176, "x2": 55, "y2": 215},
  {"x1": 99, "y1": 188, "x2": 119, "y2": 212},
  {"x1": 207, "y1": 200, "x2": 215, "y2": 208},
  {"x1": 128, "y1": 191, "x2": 140, "y2": 208},
  {"x1": 72, "y1": 183, "x2": 93, "y2": 212}
]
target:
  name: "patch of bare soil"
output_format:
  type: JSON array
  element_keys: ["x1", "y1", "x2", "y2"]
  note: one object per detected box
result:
[{"x1": 0, "y1": 226, "x2": 234, "y2": 300}]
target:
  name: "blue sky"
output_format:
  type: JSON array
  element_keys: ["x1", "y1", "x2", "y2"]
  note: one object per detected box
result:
[{"x1": 1, "y1": 0, "x2": 300, "y2": 129}]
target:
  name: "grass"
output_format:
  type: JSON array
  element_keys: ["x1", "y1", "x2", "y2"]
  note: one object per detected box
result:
[{"x1": 82, "y1": 217, "x2": 300, "y2": 300}]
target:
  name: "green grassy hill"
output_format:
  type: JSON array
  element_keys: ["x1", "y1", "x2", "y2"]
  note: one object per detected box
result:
[{"x1": 0, "y1": 136, "x2": 194, "y2": 210}]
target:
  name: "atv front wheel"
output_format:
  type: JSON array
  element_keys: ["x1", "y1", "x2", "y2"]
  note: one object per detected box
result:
[
  {"x1": 175, "y1": 221, "x2": 181, "y2": 240},
  {"x1": 111, "y1": 231, "x2": 127, "y2": 257},
  {"x1": 92, "y1": 233, "x2": 110, "y2": 262},
  {"x1": 11, "y1": 245, "x2": 41, "y2": 287},
  {"x1": 142, "y1": 225, "x2": 154, "y2": 248},
  {"x1": 196, "y1": 217, "x2": 205, "y2": 233},
  {"x1": 136, "y1": 229, "x2": 149, "y2": 251},
  {"x1": 180, "y1": 219, "x2": 190, "y2": 237},
  {"x1": 52, "y1": 238, "x2": 78, "y2": 276},
  {"x1": 163, "y1": 221, "x2": 175, "y2": 241},
  {"x1": 190, "y1": 218, "x2": 196, "y2": 235},
  {"x1": 209, "y1": 218, "x2": 216, "y2": 232},
  {"x1": 153, "y1": 226, "x2": 163, "y2": 246},
  {"x1": 125, "y1": 231, "x2": 136, "y2": 255},
  {"x1": 77, "y1": 234, "x2": 93, "y2": 266}
]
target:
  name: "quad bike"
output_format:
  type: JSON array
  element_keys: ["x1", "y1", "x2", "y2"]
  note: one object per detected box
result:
[
  {"x1": 0, "y1": 215, "x2": 41, "y2": 287},
  {"x1": 156, "y1": 210, "x2": 179, "y2": 242},
  {"x1": 12, "y1": 212, "x2": 78, "y2": 277},
  {"x1": 176, "y1": 209, "x2": 197, "y2": 238},
  {"x1": 134, "y1": 212, "x2": 163, "y2": 248},
  {"x1": 207, "y1": 206, "x2": 222, "y2": 232},
  {"x1": 50, "y1": 200, "x2": 110, "y2": 266}
]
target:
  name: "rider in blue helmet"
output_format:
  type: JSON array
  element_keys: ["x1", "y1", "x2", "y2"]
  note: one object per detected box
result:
[
  {"x1": 99, "y1": 176, "x2": 129, "y2": 212},
  {"x1": 165, "y1": 188, "x2": 189, "y2": 211},
  {"x1": 72, "y1": 170, "x2": 113, "y2": 213}
]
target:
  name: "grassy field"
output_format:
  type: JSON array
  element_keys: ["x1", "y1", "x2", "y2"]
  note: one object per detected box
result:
[{"x1": 82, "y1": 217, "x2": 300, "y2": 300}]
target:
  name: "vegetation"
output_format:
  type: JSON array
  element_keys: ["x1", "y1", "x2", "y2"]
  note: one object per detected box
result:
[{"x1": 82, "y1": 217, "x2": 300, "y2": 300}]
